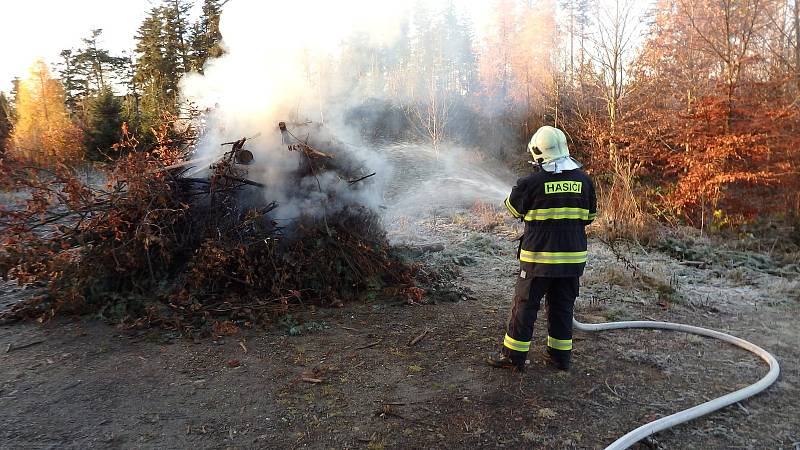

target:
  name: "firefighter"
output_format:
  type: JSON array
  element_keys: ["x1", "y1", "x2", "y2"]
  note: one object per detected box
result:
[{"x1": 487, "y1": 125, "x2": 596, "y2": 372}]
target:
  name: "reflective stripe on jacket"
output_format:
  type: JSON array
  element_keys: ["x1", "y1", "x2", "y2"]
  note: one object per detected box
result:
[{"x1": 503, "y1": 168, "x2": 597, "y2": 277}]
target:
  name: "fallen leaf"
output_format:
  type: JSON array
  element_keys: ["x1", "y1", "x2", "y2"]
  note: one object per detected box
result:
[{"x1": 537, "y1": 408, "x2": 557, "y2": 419}]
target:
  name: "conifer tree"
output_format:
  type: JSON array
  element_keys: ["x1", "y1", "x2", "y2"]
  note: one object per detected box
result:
[
  {"x1": 57, "y1": 49, "x2": 88, "y2": 115},
  {"x1": 133, "y1": 1, "x2": 194, "y2": 136},
  {"x1": 162, "y1": 0, "x2": 193, "y2": 80},
  {"x1": 513, "y1": 0, "x2": 559, "y2": 130},
  {"x1": 478, "y1": 0, "x2": 518, "y2": 104},
  {"x1": 134, "y1": 7, "x2": 171, "y2": 135},
  {"x1": 0, "y1": 92, "x2": 12, "y2": 153},
  {"x1": 76, "y1": 29, "x2": 128, "y2": 92},
  {"x1": 9, "y1": 78, "x2": 20, "y2": 118},
  {"x1": 83, "y1": 86, "x2": 123, "y2": 161},
  {"x1": 59, "y1": 30, "x2": 127, "y2": 117},
  {"x1": 560, "y1": 0, "x2": 592, "y2": 83},
  {"x1": 190, "y1": 0, "x2": 224, "y2": 72},
  {"x1": 117, "y1": 55, "x2": 142, "y2": 134},
  {"x1": 439, "y1": 2, "x2": 478, "y2": 94}
]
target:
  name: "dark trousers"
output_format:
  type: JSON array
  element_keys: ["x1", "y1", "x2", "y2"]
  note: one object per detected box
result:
[{"x1": 502, "y1": 262, "x2": 579, "y2": 364}]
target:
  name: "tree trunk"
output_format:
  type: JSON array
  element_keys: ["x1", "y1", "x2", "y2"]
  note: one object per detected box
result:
[
  {"x1": 795, "y1": 0, "x2": 800, "y2": 92},
  {"x1": 569, "y1": 4, "x2": 575, "y2": 82}
]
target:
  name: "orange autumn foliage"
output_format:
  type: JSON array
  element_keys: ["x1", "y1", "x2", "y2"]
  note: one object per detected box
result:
[
  {"x1": 7, "y1": 60, "x2": 83, "y2": 165},
  {"x1": 575, "y1": 0, "x2": 800, "y2": 227}
]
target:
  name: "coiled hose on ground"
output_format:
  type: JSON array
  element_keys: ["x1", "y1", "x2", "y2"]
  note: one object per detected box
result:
[{"x1": 572, "y1": 317, "x2": 781, "y2": 450}]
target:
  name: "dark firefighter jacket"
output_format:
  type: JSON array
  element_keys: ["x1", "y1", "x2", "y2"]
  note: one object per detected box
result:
[{"x1": 504, "y1": 168, "x2": 597, "y2": 277}]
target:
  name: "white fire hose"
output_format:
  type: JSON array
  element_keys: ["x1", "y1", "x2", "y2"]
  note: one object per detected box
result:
[{"x1": 572, "y1": 317, "x2": 781, "y2": 449}]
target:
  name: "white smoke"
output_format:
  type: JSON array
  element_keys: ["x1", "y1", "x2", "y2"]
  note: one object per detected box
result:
[
  {"x1": 180, "y1": 0, "x2": 412, "y2": 219},
  {"x1": 180, "y1": 0, "x2": 519, "y2": 227}
]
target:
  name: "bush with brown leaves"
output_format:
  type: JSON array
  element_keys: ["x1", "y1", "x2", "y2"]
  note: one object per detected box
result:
[{"x1": 0, "y1": 121, "x2": 423, "y2": 331}]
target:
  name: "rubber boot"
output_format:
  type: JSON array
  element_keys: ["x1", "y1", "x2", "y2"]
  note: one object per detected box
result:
[
  {"x1": 487, "y1": 352, "x2": 525, "y2": 372},
  {"x1": 546, "y1": 347, "x2": 570, "y2": 371}
]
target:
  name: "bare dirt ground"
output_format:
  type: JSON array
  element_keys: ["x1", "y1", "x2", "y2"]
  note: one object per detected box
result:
[{"x1": 1, "y1": 211, "x2": 798, "y2": 450}]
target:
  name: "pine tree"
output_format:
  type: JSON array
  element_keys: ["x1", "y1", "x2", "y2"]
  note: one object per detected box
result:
[
  {"x1": 59, "y1": 30, "x2": 127, "y2": 117},
  {"x1": 8, "y1": 60, "x2": 83, "y2": 164},
  {"x1": 133, "y1": 1, "x2": 193, "y2": 136},
  {"x1": 57, "y1": 49, "x2": 88, "y2": 115},
  {"x1": 383, "y1": 14, "x2": 412, "y2": 74},
  {"x1": 439, "y1": 2, "x2": 478, "y2": 94},
  {"x1": 0, "y1": 92, "x2": 12, "y2": 153},
  {"x1": 75, "y1": 29, "x2": 128, "y2": 92},
  {"x1": 400, "y1": 2, "x2": 477, "y2": 149},
  {"x1": 409, "y1": 1, "x2": 437, "y2": 89},
  {"x1": 9, "y1": 77, "x2": 20, "y2": 117},
  {"x1": 560, "y1": 0, "x2": 591, "y2": 83},
  {"x1": 134, "y1": 7, "x2": 170, "y2": 135},
  {"x1": 162, "y1": 0, "x2": 193, "y2": 82},
  {"x1": 78, "y1": 29, "x2": 110, "y2": 90},
  {"x1": 190, "y1": 0, "x2": 224, "y2": 72},
  {"x1": 134, "y1": 8, "x2": 166, "y2": 85},
  {"x1": 339, "y1": 31, "x2": 379, "y2": 95},
  {"x1": 478, "y1": 0, "x2": 518, "y2": 103},
  {"x1": 83, "y1": 86, "x2": 123, "y2": 161},
  {"x1": 513, "y1": 0, "x2": 559, "y2": 130},
  {"x1": 118, "y1": 55, "x2": 142, "y2": 134}
]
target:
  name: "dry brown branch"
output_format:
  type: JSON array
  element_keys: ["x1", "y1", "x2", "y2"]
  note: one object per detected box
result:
[
  {"x1": 356, "y1": 340, "x2": 383, "y2": 350},
  {"x1": 408, "y1": 329, "x2": 430, "y2": 347},
  {"x1": 0, "y1": 117, "x2": 429, "y2": 332}
]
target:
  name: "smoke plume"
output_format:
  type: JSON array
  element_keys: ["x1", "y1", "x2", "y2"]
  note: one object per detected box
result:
[
  {"x1": 180, "y1": 0, "x2": 411, "y2": 218},
  {"x1": 180, "y1": 0, "x2": 517, "y2": 226}
]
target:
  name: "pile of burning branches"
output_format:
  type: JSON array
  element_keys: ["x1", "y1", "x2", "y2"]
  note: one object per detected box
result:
[{"x1": 0, "y1": 118, "x2": 425, "y2": 331}]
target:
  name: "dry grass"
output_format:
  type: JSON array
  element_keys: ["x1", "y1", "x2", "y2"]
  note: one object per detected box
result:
[
  {"x1": 584, "y1": 254, "x2": 681, "y2": 305},
  {"x1": 468, "y1": 201, "x2": 507, "y2": 231},
  {"x1": 586, "y1": 266, "x2": 635, "y2": 288},
  {"x1": 767, "y1": 279, "x2": 800, "y2": 302},
  {"x1": 592, "y1": 155, "x2": 659, "y2": 245},
  {"x1": 725, "y1": 267, "x2": 752, "y2": 286}
]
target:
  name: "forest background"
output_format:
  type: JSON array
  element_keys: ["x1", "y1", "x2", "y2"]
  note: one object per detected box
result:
[{"x1": 1, "y1": 0, "x2": 798, "y2": 239}]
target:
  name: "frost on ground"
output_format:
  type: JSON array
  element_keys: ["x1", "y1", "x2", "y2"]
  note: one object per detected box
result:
[{"x1": 1, "y1": 210, "x2": 798, "y2": 449}]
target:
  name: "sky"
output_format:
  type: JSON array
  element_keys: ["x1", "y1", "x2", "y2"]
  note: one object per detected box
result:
[
  {"x1": 0, "y1": 0, "x2": 500, "y2": 95},
  {"x1": 0, "y1": 0, "x2": 648, "y2": 96},
  {"x1": 0, "y1": 0, "x2": 185, "y2": 93}
]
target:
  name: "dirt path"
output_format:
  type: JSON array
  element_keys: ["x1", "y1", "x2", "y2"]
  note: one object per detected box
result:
[{"x1": 1, "y1": 215, "x2": 798, "y2": 449}]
